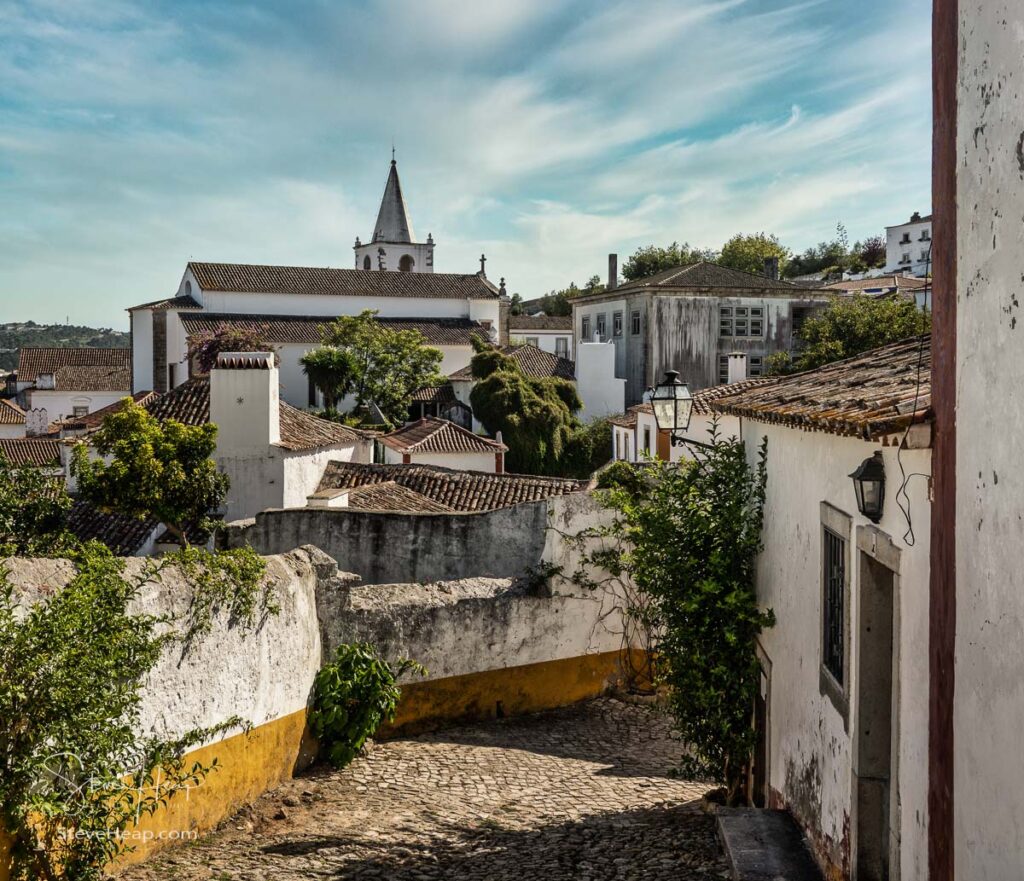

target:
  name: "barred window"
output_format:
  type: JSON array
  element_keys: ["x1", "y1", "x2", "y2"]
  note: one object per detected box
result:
[
  {"x1": 631, "y1": 310, "x2": 641, "y2": 335},
  {"x1": 596, "y1": 314, "x2": 607, "y2": 339},
  {"x1": 718, "y1": 355, "x2": 729, "y2": 384},
  {"x1": 581, "y1": 317, "x2": 591, "y2": 340},
  {"x1": 613, "y1": 311, "x2": 623, "y2": 337},
  {"x1": 720, "y1": 305, "x2": 764, "y2": 337},
  {"x1": 749, "y1": 355, "x2": 764, "y2": 376},
  {"x1": 822, "y1": 527, "x2": 846, "y2": 684}
]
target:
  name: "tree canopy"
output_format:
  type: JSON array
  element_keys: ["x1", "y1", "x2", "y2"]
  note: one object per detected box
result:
[
  {"x1": 317, "y1": 310, "x2": 445, "y2": 426},
  {"x1": 767, "y1": 295, "x2": 930, "y2": 374},
  {"x1": 622, "y1": 242, "x2": 718, "y2": 282},
  {"x1": 300, "y1": 346, "x2": 357, "y2": 411},
  {"x1": 0, "y1": 453, "x2": 74, "y2": 557},
  {"x1": 783, "y1": 224, "x2": 887, "y2": 279},
  {"x1": 71, "y1": 400, "x2": 229, "y2": 545},
  {"x1": 718, "y1": 232, "x2": 790, "y2": 276}
]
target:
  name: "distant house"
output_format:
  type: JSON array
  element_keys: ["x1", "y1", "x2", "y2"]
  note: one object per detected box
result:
[
  {"x1": 571, "y1": 260, "x2": 831, "y2": 404},
  {"x1": 0, "y1": 398, "x2": 26, "y2": 439},
  {"x1": 14, "y1": 347, "x2": 132, "y2": 423},
  {"x1": 885, "y1": 211, "x2": 932, "y2": 277},
  {"x1": 705, "y1": 337, "x2": 932, "y2": 878},
  {"x1": 825, "y1": 274, "x2": 931, "y2": 311},
  {"x1": 309, "y1": 460, "x2": 585, "y2": 513},
  {"x1": 508, "y1": 314, "x2": 573, "y2": 360},
  {"x1": 379, "y1": 415, "x2": 507, "y2": 473}
]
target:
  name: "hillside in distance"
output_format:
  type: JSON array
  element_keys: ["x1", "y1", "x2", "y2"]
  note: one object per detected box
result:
[{"x1": 0, "y1": 321, "x2": 130, "y2": 372}]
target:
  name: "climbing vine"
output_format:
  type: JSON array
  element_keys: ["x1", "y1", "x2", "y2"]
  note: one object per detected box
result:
[
  {"x1": 572, "y1": 425, "x2": 773, "y2": 803},
  {"x1": 310, "y1": 643, "x2": 425, "y2": 769}
]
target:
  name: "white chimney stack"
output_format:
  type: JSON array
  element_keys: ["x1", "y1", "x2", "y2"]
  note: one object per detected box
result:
[
  {"x1": 209, "y1": 352, "x2": 280, "y2": 454},
  {"x1": 608, "y1": 253, "x2": 618, "y2": 290},
  {"x1": 727, "y1": 352, "x2": 748, "y2": 384}
]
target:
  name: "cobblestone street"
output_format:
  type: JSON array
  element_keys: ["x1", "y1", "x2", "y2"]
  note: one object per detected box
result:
[{"x1": 125, "y1": 699, "x2": 728, "y2": 881}]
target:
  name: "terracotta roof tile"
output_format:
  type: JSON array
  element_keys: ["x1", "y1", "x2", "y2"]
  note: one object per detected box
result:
[
  {"x1": 593, "y1": 261, "x2": 830, "y2": 296},
  {"x1": 65, "y1": 502, "x2": 158, "y2": 556},
  {"x1": 824, "y1": 275, "x2": 930, "y2": 294},
  {"x1": 608, "y1": 403, "x2": 653, "y2": 428},
  {"x1": 314, "y1": 481, "x2": 455, "y2": 513},
  {"x1": 691, "y1": 378, "x2": 776, "y2": 415},
  {"x1": 410, "y1": 383, "x2": 457, "y2": 404},
  {"x1": 186, "y1": 262, "x2": 499, "y2": 300},
  {"x1": 711, "y1": 336, "x2": 931, "y2": 439},
  {"x1": 178, "y1": 313, "x2": 488, "y2": 346},
  {"x1": 0, "y1": 438, "x2": 61, "y2": 467},
  {"x1": 58, "y1": 391, "x2": 158, "y2": 433},
  {"x1": 127, "y1": 294, "x2": 202, "y2": 311},
  {"x1": 17, "y1": 347, "x2": 131, "y2": 383},
  {"x1": 380, "y1": 416, "x2": 505, "y2": 455},
  {"x1": 50, "y1": 365, "x2": 131, "y2": 392},
  {"x1": 509, "y1": 315, "x2": 572, "y2": 331},
  {"x1": 0, "y1": 398, "x2": 25, "y2": 425},
  {"x1": 143, "y1": 377, "x2": 362, "y2": 451},
  {"x1": 317, "y1": 461, "x2": 584, "y2": 513},
  {"x1": 449, "y1": 344, "x2": 575, "y2": 381}
]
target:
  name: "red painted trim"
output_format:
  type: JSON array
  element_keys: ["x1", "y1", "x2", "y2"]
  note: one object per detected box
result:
[
  {"x1": 495, "y1": 452, "x2": 504, "y2": 474},
  {"x1": 930, "y1": 0, "x2": 957, "y2": 877}
]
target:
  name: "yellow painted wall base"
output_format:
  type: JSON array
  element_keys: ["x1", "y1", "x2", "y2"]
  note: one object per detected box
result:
[{"x1": 0, "y1": 649, "x2": 641, "y2": 880}]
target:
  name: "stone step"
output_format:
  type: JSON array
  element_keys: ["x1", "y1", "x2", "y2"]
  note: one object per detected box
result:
[{"x1": 715, "y1": 808, "x2": 824, "y2": 881}]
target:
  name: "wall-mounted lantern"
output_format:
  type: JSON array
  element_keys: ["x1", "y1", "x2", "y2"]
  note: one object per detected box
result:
[
  {"x1": 850, "y1": 451, "x2": 886, "y2": 523},
  {"x1": 650, "y1": 370, "x2": 693, "y2": 447}
]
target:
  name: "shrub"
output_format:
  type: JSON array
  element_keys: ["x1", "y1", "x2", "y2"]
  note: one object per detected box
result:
[{"x1": 310, "y1": 643, "x2": 425, "y2": 769}]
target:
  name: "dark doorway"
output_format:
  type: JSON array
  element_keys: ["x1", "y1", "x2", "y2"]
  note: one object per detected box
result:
[
  {"x1": 751, "y1": 662, "x2": 769, "y2": 807},
  {"x1": 854, "y1": 552, "x2": 896, "y2": 881}
]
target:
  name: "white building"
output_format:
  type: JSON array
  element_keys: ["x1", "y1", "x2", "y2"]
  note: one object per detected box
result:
[
  {"x1": 508, "y1": 315, "x2": 573, "y2": 360},
  {"x1": 885, "y1": 212, "x2": 932, "y2": 277},
  {"x1": 13, "y1": 347, "x2": 131, "y2": 424},
  {"x1": 128, "y1": 158, "x2": 504, "y2": 407},
  {"x1": 0, "y1": 398, "x2": 26, "y2": 439},
  {"x1": 379, "y1": 415, "x2": 507, "y2": 474},
  {"x1": 574, "y1": 339, "x2": 626, "y2": 419}
]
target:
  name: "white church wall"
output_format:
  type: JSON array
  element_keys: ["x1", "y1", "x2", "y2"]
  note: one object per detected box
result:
[{"x1": 131, "y1": 309, "x2": 154, "y2": 392}]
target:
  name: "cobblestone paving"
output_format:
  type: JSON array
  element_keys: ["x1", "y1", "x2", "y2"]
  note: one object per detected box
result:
[{"x1": 125, "y1": 699, "x2": 728, "y2": 881}]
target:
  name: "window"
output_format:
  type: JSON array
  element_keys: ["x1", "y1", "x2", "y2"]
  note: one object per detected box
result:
[
  {"x1": 920, "y1": 250, "x2": 930, "y2": 262},
  {"x1": 819, "y1": 502, "x2": 851, "y2": 726},
  {"x1": 643, "y1": 426, "x2": 651, "y2": 455},
  {"x1": 72, "y1": 405, "x2": 89, "y2": 418},
  {"x1": 526, "y1": 337, "x2": 539, "y2": 347},
  {"x1": 581, "y1": 317, "x2": 591, "y2": 341},
  {"x1": 718, "y1": 355, "x2": 729, "y2": 384},
  {"x1": 596, "y1": 314, "x2": 607, "y2": 340},
  {"x1": 900, "y1": 253, "x2": 911, "y2": 264},
  {"x1": 920, "y1": 229, "x2": 931, "y2": 241},
  {"x1": 184, "y1": 280, "x2": 192, "y2": 296},
  {"x1": 308, "y1": 375, "x2": 317, "y2": 407},
  {"x1": 900, "y1": 233, "x2": 911, "y2": 243},
  {"x1": 612, "y1": 311, "x2": 623, "y2": 337},
  {"x1": 823, "y1": 527, "x2": 846, "y2": 684},
  {"x1": 399, "y1": 254, "x2": 415, "y2": 272},
  {"x1": 631, "y1": 310, "x2": 641, "y2": 335},
  {"x1": 363, "y1": 255, "x2": 372, "y2": 270},
  {"x1": 555, "y1": 337, "x2": 569, "y2": 358},
  {"x1": 749, "y1": 355, "x2": 763, "y2": 377},
  {"x1": 720, "y1": 305, "x2": 764, "y2": 338}
]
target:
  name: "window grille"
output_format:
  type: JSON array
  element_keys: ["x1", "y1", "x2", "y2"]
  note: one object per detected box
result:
[{"x1": 823, "y1": 527, "x2": 846, "y2": 684}]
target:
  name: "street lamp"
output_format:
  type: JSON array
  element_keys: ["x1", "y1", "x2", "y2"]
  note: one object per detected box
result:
[
  {"x1": 849, "y1": 451, "x2": 886, "y2": 523},
  {"x1": 650, "y1": 370, "x2": 693, "y2": 447}
]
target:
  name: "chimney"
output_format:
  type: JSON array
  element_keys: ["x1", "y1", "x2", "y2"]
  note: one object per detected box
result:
[
  {"x1": 727, "y1": 352, "x2": 748, "y2": 384},
  {"x1": 608, "y1": 253, "x2": 618, "y2": 290},
  {"x1": 763, "y1": 256, "x2": 779, "y2": 280},
  {"x1": 209, "y1": 352, "x2": 280, "y2": 454}
]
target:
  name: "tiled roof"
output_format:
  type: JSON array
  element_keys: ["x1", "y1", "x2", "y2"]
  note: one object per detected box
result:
[
  {"x1": 317, "y1": 461, "x2": 585, "y2": 513},
  {"x1": 50, "y1": 365, "x2": 132, "y2": 392},
  {"x1": 509, "y1": 315, "x2": 572, "y2": 331},
  {"x1": 143, "y1": 377, "x2": 362, "y2": 451},
  {"x1": 58, "y1": 391, "x2": 159, "y2": 432},
  {"x1": 380, "y1": 416, "x2": 506, "y2": 455},
  {"x1": 127, "y1": 294, "x2": 202, "y2": 311},
  {"x1": 0, "y1": 398, "x2": 25, "y2": 425},
  {"x1": 711, "y1": 336, "x2": 931, "y2": 439},
  {"x1": 824, "y1": 276, "x2": 930, "y2": 294},
  {"x1": 691, "y1": 378, "x2": 776, "y2": 415},
  {"x1": 608, "y1": 403, "x2": 653, "y2": 429},
  {"x1": 65, "y1": 502, "x2": 158, "y2": 556},
  {"x1": 609, "y1": 261, "x2": 823, "y2": 295},
  {"x1": 410, "y1": 383, "x2": 457, "y2": 404},
  {"x1": 316, "y1": 481, "x2": 455, "y2": 514},
  {"x1": 17, "y1": 347, "x2": 131, "y2": 383},
  {"x1": 0, "y1": 438, "x2": 61, "y2": 467},
  {"x1": 186, "y1": 262, "x2": 499, "y2": 300},
  {"x1": 178, "y1": 313, "x2": 488, "y2": 346},
  {"x1": 449, "y1": 344, "x2": 575, "y2": 381}
]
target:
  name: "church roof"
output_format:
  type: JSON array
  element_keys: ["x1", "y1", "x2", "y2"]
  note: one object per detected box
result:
[
  {"x1": 182, "y1": 262, "x2": 498, "y2": 300},
  {"x1": 372, "y1": 159, "x2": 415, "y2": 244}
]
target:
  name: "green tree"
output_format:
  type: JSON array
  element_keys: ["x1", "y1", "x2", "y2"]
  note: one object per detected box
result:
[
  {"x1": 718, "y1": 232, "x2": 790, "y2": 276},
  {"x1": 0, "y1": 452, "x2": 74, "y2": 557},
  {"x1": 768, "y1": 295, "x2": 931, "y2": 375},
  {"x1": 320, "y1": 310, "x2": 444, "y2": 426},
  {"x1": 577, "y1": 430, "x2": 773, "y2": 803},
  {"x1": 852, "y1": 235, "x2": 886, "y2": 270},
  {"x1": 300, "y1": 346, "x2": 357, "y2": 411},
  {"x1": 468, "y1": 338, "x2": 582, "y2": 475},
  {"x1": 71, "y1": 400, "x2": 229, "y2": 546},
  {"x1": 622, "y1": 242, "x2": 718, "y2": 282},
  {"x1": 509, "y1": 292, "x2": 524, "y2": 315},
  {"x1": 186, "y1": 322, "x2": 278, "y2": 375}
]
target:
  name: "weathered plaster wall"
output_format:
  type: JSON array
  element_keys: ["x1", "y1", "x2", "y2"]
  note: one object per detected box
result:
[
  {"x1": 749, "y1": 423, "x2": 931, "y2": 880},
  {"x1": 224, "y1": 500, "x2": 555, "y2": 585},
  {"x1": 382, "y1": 448, "x2": 498, "y2": 473},
  {"x1": 953, "y1": 7, "x2": 1024, "y2": 879}
]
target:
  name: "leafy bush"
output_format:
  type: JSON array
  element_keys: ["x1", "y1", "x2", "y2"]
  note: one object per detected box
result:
[
  {"x1": 310, "y1": 643, "x2": 425, "y2": 769},
  {"x1": 0, "y1": 452, "x2": 75, "y2": 557}
]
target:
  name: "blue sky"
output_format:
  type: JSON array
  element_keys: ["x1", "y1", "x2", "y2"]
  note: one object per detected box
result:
[{"x1": 0, "y1": 0, "x2": 931, "y2": 329}]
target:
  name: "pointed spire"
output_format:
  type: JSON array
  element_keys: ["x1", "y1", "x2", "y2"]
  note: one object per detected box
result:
[{"x1": 371, "y1": 154, "x2": 415, "y2": 244}]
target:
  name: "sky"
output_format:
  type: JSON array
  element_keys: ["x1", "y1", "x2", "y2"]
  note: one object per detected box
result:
[{"x1": 0, "y1": 0, "x2": 932, "y2": 330}]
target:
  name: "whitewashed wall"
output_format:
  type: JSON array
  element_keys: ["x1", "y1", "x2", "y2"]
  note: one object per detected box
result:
[
  {"x1": 576, "y1": 340, "x2": 625, "y2": 419},
  {"x1": 131, "y1": 309, "x2": 154, "y2": 392},
  {"x1": 749, "y1": 423, "x2": 930, "y2": 880},
  {"x1": 382, "y1": 447, "x2": 498, "y2": 473},
  {"x1": 28, "y1": 390, "x2": 125, "y2": 423}
]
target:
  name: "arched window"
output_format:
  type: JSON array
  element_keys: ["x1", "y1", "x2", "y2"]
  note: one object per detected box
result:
[
  {"x1": 184, "y1": 280, "x2": 192, "y2": 296},
  {"x1": 363, "y1": 255, "x2": 372, "y2": 271},
  {"x1": 399, "y1": 254, "x2": 415, "y2": 272}
]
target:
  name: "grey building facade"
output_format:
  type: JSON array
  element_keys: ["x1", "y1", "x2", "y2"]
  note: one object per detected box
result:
[{"x1": 571, "y1": 261, "x2": 832, "y2": 405}]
